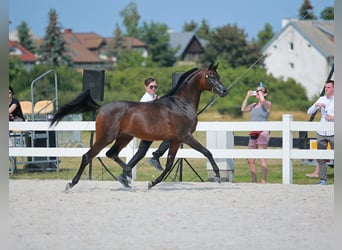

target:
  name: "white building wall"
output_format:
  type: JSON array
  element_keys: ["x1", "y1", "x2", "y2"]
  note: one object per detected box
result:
[{"x1": 263, "y1": 26, "x2": 330, "y2": 99}]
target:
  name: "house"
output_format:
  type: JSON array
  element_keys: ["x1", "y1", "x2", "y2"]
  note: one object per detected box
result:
[
  {"x1": 168, "y1": 32, "x2": 206, "y2": 64},
  {"x1": 34, "y1": 29, "x2": 148, "y2": 69},
  {"x1": 8, "y1": 40, "x2": 37, "y2": 71},
  {"x1": 10, "y1": 29, "x2": 205, "y2": 69},
  {"x1": 262, "y1": 20, "x2": 334, "y2": 99},
  {"x1": 103, "y1": 36, "x2": 148, "y2": 61},
  {"x1": 34, "y1": 29, "x2": 109, "y2": 69}
]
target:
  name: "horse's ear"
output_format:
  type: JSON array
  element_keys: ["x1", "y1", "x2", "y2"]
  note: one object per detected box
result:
[
  {"x1": 214, "y1": 63, "x2": 219, "y2": 70},
  {"x1": 208, "y1": 63, "x2": 214, "y2": 70}
]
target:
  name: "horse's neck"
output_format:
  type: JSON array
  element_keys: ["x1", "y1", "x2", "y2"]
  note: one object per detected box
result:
[{"x1": 177, "y1": 84, "x2": 201, "y2": 111}]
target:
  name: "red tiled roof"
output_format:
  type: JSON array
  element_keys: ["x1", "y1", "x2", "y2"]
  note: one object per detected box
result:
[
  {"x1": 104, "y1": 36, "x2": 147, "y2": 48},
  {"x1": 8, "y1": 40, "x2": 36, "y2": 62},
  {"x1": 63, "y1": 32, "x2": 102, "y2": 62},
  {"x1": 11, "y1": 29, "x2": 147, "y2": 65}
]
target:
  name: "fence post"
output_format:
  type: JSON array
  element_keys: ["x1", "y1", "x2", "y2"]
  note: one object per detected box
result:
[
  {"x1": 282, "y1": 114, "x2": 293, "y2": 184},
  {"x1": 206, "y1": 131, "x2": 234, "y2": 182},
  {"x1": 126, "y1": 138, "x2": 137, "y2": 180}
]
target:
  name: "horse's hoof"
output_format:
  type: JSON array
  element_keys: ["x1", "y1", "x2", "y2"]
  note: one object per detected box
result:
[
  {"x1": 65, "y1": 183, "x2": 72, "y2": 191},
  {"x1": 148, "y1": 181, "x2": 153, "y2": 189},
  {"x1": 214, "y1": 177, "x2": 221, "y2": 184},
  {"x1": 117, "y1": 175, "x2": 131, "y2": 188}
]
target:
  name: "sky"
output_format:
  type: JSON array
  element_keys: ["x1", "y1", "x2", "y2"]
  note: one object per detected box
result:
[{"x1": 9, "y1": 0, "x2": 334, "y2": 40}]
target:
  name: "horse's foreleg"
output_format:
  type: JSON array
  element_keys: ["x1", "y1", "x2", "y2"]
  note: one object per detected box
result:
[
  {"x1": 184, "y1": 134, "x2": 221, "y2": 183},
  {"x1": 148, "y1": 142, "x2": 180, "y2": 189}
]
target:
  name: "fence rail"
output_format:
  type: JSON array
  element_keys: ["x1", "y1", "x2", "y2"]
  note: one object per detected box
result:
[{"x1": 9, "y1": 114, "x2": 334, "y2": 184}]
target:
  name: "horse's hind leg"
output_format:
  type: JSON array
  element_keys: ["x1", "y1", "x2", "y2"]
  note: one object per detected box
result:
[{"x1": 66, "y1": 142, "x2": 107, "y2": 190}]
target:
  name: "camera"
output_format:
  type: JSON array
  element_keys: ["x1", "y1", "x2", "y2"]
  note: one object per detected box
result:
[{"x1": 251, "y1": 91, "x2": 257, "y2": 96}]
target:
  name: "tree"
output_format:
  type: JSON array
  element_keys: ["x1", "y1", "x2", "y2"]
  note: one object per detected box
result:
[
  {"x1": 9, "y1": 56, "x2": 25, "y2": 83},
  {"x1": 256, "y1": 23, "x2": 275, "y2": 48},
  {"x1": 17, "y1": 21, "x2": 35, "y2": 53},
  {"x1": 196, "y1": 19, "x2": 211, "y2": 40},
  {"x1": 182, "y1": 19, "x2": 211, "y2": 39},
  {"x1": 116, "y1": 50, "x2": 145, "y2": 69},
  {"x1": 182, "y1": 20, "x2": 197, "y2": 32},
  {"x1": 298, "y1": 0, "x2": 317, "y2": 20},
  {"x1": 120, "y1": 1, "x2": 141, "y2": 38},
  {"x1": 320, "y1": 6, "x2": 334, "y2": 20},
  {"x1": 201, "y1": 24, "x2": 262, "y2": 68},
  {"x1": 139, "y1": 21, "x2": 177, "y2": 67},
  {"x1": 37, "y1": 8, "x2": 73, "y2": 66},
  {"x1": 106, "y1": 24, "x2": 126, "y2": 61}
]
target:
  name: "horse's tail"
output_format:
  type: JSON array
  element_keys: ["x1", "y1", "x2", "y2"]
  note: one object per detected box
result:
[{"x1": 50, "y1": 89, "x2": 101, "y2": 126}]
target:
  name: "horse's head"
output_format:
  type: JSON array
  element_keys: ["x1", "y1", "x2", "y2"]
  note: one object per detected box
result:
[{"x1": 202, "y1": 63, "x2": 228, "y2": 97}]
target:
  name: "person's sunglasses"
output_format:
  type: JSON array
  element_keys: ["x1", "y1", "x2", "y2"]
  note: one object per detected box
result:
[{"x1": 149, "y1": 85, "x2": 158, "y2": 89}]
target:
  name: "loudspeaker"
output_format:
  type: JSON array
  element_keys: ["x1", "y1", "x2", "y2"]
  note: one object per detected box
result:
[
  {"x1": 25, "y1": 131, "x2": 58, "y2": 170},
  {"x1": 172, "y1": 72, "x2": 185, "y2": 88},
  {"x1": 82, "y1": 69, "x2": 105, "y2": 101}
]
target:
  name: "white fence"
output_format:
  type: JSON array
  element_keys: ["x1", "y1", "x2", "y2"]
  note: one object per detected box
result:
[{"x1": 9, "y1": 114, "x2": 334, "y2": 184}]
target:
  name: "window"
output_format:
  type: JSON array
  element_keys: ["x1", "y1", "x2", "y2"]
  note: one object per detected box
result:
[{"x1": 290, "y1": 42, "x2": 294, "y2": 50}]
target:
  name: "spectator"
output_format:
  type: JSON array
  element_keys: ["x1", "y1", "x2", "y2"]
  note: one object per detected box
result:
[
  {"x1": 241, "y1": 83, "x2": 272, "y2": 183},
  {"x1": 307, "y1": 80, "x2": 334, "y2": 185},
  {"x1": 9, "y1": 86, "x2": 25, "y2": 146},
  {"x1": 305, "y1": 163, "x2": 319, "y2": 178},
  {"x1": 9, "y1": 86, "x2": 24, "y2": 122}
]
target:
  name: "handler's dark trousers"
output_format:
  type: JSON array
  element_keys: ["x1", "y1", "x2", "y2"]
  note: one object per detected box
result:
[
  {"x1": 126, "y1": 140, "x2": 152, "y2": 171},
  {"x1": 126, "y1": 140, "x2": 170, "y2": 176},
  {"x1": 152, "y1": 141, "x2": 170, "y2": 159},
  {"x1": 317, "y1": 134, "x2": 334, "y2": 181}
]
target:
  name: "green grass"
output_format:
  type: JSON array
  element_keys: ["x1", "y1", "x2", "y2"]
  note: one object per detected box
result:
[{"x1": 9, "y1": 156, "x2": 334, "y2": 185}]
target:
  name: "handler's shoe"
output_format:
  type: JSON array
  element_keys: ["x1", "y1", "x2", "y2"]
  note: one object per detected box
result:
[
  {"x1": 316, "y1": 179, "x2": 327, "y2": 185},
  {"x1": 148, "y1": 157, "x2": 164, "y2": 171}
]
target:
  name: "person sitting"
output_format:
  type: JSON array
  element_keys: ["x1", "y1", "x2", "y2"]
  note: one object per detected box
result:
[
  {"x1": 9, "y1": 86, "x2": 25, "y2": 147},
  {"x1": 9, "y1": 86, "x2": 25, "y2": 122}
]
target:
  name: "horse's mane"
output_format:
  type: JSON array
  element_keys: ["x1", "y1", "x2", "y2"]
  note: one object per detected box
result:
[{"x1": 160, "y1": 67, "x2": 199, "y2": 99}]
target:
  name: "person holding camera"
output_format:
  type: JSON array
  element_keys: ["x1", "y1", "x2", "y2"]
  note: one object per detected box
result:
[{"x1": 240, "y1": 83, "x2": 272, "y2": 183}]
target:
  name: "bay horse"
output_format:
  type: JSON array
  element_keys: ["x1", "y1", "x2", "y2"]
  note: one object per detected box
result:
[{"x1": 50, "y1": 63, "x2": 228, "y2": 190}]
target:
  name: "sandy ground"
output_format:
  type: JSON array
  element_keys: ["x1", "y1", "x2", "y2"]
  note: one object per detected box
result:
[{"x1": 9, "y1": 180, "x2": 334, "y2": 250}]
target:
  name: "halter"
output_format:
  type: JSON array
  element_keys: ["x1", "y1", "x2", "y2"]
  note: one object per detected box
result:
[{"x1": 197, "y1": 72, "x2": 221, "y2": 115}]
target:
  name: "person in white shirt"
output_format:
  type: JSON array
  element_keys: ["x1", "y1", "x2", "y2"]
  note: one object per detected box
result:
[
  {"x1": 307, "y1": 80, "x2": 334, "y2": 185},
  {"x1": 121, "y1": 78, "x2": 164, "y2": 186},
  {"x1": 140, "y1": 77, "x2": 159, "y2": 102}
]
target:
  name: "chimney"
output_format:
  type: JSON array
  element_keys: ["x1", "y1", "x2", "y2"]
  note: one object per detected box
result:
[
  {"x1": 64, "y1": 28, "x2": 72, "y2": 34},
  {"x1": 281, "y1": 18, "x2": 297, "y2": 28}
]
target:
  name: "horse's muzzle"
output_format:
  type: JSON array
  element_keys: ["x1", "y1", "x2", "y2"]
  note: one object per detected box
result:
[{"x1": 215, "y1": 86, "x2": 228, "y2": 97}]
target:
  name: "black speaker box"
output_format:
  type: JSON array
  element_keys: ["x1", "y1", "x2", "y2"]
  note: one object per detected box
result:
[
  {"x1": 82, "y1": 69, "x2": 105, "y2": 101},
  {"x1": 172, "y1": 72, "x2": 185, "y2": 88},
  {"x1": 25, "y1": 131, "x2": 58, "y2": 170}
]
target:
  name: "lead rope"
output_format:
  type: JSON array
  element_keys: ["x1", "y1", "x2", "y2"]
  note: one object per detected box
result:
[
  {"x1": 198, "y1": 54, "x2": 266, "y2": 116},
  {"x1": 197, "y1": 94, "x2": 218, "y2": 115}
]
